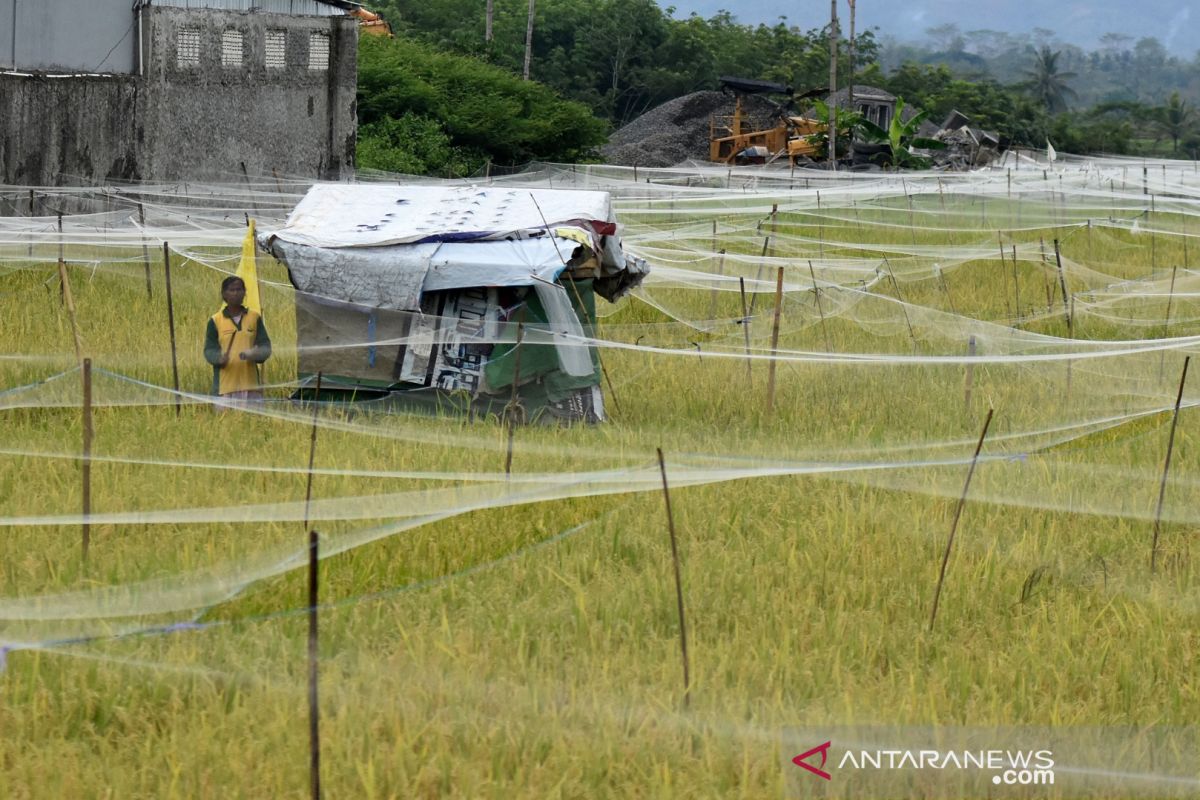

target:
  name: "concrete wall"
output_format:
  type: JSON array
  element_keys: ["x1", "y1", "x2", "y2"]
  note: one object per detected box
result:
[
  {"x1": 1, "y1": 0, "x2": 137, "y2": 74},
  {"x1": 0, "y1": 6, "x2": 356, "y2": 185}
]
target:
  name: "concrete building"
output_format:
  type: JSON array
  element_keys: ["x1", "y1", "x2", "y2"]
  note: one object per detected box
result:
[{"x1": 0, "y1": 0, "x2": 358, "y2": 185}]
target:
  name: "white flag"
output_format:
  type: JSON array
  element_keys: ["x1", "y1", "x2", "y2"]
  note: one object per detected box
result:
[{"x1": 1047, "y1": 140, "x2": 1058, "y2": 163}]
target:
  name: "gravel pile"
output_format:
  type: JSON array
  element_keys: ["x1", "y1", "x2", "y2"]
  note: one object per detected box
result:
[{"x1": 602, "y1": 91, "x2": 782, "y2": 168}]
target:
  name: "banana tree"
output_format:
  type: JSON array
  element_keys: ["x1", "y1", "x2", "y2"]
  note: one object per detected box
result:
[{"x1": 859, "y1": 98, "x2": 946, "y2": 169}]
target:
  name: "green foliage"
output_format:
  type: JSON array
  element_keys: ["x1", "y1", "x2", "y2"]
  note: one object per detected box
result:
[
  {"x1": 357, "y1": 114, "x2": 484, "y2": 177},
  {"x1": 1156, "y1": 92, "x2": 1194, "y2": 153},
  {"x1": 1022, "y1": 46, "x2": 1079, "y2": 113},
  {"x1": 370, "y1": 0, "x2": 876, "y2": 125},
  {"x1": 804, "y1": 99, "x2": 864, "y2": 160},
  {"x1": 356, "y1": 35, "x2": 608, "y2": 173},
  {"x1": 858, "y1": 97, "x2": 946, "y2": 169}
]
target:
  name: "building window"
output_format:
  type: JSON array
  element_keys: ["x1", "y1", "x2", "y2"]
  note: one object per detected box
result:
[
  {"x1": 176, "y1": 28, "x2": 201, "y2": 67},
  {"x1": 221, "y1": 29, "x2": 244, "y2": 67},
  {"x1": 265, "y1": 30, "x2": 287, "y2": 69},
  {"x1": 308, "y1": 32, "x2": 330, "y2": 71}
]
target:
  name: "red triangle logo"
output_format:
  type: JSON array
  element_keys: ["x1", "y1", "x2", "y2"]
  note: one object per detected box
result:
[{"x1": 793, "y1": 741, "x2": 832, "y2": 780}]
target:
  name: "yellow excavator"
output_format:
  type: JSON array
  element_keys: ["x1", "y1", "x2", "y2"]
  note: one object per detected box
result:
[
  {"x1": 709, "y1": 77, "x2": 826, "y2": 165},
  {"x1": 347, "y1": 3, "x2": 395, "y2": 37}
]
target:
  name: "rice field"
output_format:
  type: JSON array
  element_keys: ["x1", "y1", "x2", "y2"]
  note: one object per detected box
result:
[{"x1": 1, "y1": 156, "x2": 1199, "y2": 798}]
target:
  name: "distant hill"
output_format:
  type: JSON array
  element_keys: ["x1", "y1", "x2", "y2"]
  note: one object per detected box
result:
[{"x1": 656, "y1": 0, "x2": 1199, "y2": 57}]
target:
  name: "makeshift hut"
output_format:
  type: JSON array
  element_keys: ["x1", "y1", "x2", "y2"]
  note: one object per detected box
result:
[{"x1": 259, "y1": 184, "x2": 648, "y2": 423}]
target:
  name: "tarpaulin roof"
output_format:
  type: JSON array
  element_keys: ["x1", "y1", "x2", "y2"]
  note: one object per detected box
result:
[
  {"x1": 264, "y1": 184, "x2": 617, "y2": 249},
  {"x1": 268, "y1": 236, "x2": 582, "y2": 311}
]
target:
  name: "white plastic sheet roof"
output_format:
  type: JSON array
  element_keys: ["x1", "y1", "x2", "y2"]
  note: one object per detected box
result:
[
  {"x1": 269, "y1": 236, "x2": 581, "y2": 311},
  {"x1": 266, "y1": 184, "x2": 617, "y2": 248}
]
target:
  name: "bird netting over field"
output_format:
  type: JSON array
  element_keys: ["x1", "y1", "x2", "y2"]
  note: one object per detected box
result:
[{"x1": 2, "y1": 155, "x2": 1200, "y2": 797}]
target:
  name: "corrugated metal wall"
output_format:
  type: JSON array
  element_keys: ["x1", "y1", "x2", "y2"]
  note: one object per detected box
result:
[{"x1": 2, "y1": 0, "x2": 137, "y2": 73}]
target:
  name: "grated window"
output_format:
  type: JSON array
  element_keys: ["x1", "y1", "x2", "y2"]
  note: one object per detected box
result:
[
  {"x1": 176, "y1": 28, "x2": 201, "y2": 67},
  {"x1": 221, "y1": 29, "x2": 244, "y2": 68},
  {"x1": 265, "y1": 30, "x2": 287, "y2": 69},
  {"x1": 308, "y1": 32, "x2": 330, "y2": 71}
]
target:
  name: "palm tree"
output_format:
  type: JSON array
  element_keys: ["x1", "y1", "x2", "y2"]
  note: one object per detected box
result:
[
  {"x1": 1158, "y1": 92, "x2": 1194, "y2": 154},
  {"x1": 1023, "y1": 46, "x2": 1078, "y2": 114}
]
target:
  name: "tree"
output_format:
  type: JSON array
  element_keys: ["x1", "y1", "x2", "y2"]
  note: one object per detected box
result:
[
  {"x1": 1157, "y1": 92, "x2": 1194, "y2": 153},
  {"x1": 1023, "y1": 46, "x2": 1078, "y2": 113}
]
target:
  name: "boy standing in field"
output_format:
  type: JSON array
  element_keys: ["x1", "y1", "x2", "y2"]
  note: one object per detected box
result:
[{"x1": 204, "y1": 276, "x2": 272, "y2": 400}]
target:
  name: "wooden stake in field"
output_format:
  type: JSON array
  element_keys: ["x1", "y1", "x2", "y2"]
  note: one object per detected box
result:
[
  {"x1": 239, "y1": 161, "x2": 261, "y2": 218},
  {"x1": 307, "y1": 527, "x2": 322, "y2": 800},
  {"x1": 81, "y1": 358, "x2": 93, "y2": 564},
  {"x1": 707, "y1": 249, "x2": 727, "y2": 324},
  {"x1": 747, "y1": 234, "x2": 772, "y2": 316},
  {"x1": 964, "y1": 335, "x2": 976, "y2": 412},
  {"x1": 656, "y1": 448, "x2": 691, "y2": 709},
  {"x1": 303, "y1": 372, "x2": 324, "y2": 532},
  {"x1": 1010, "y1": 243, "x2": 1021, "y2": 321},
  {"x1": 883, "y1": 258, "x2": 917, "y2": 350},
  {"x1": 504, "y1": 322, "x2": 525, "y2": 477},
  {"x1": 808, "y1": 260, "x2": 832, "y2": 353},
  {"x1": 162, "y1": 242, "x2": 181, "y2": 417},
  {"x1": 738, "y1": 277, "x2": 753, "y2": 383},
  {"x1": 1053, "y1": 239, "x2": 1071, "y2": 331},
  {"x1": 816, "y1": 191, "x2": 824, "y2": 259},
  {"x1": 929, "y1": 407, "x2": 994, "y2": 632},
  {"x1": 765, "y1": 266, "x2": 785, "y2": 413},
  {"x1": 935, "y1": 264, "x2": 958, "y2": 316},
  {"x1": 999, "y1": 233, "x2": 1013, "y2": 319},
  {"x1": 1156, "y1": 264, "x2": 1180, "y2": 382},
  {"x1": 57, "y1": 255, "x2": 84, "y2": 363},
  {"x1": 1151, "y1": 356, "x2": 1190, "y2": 575},
  {"x1": 137, "y1": 203, "x2": 153, "y2": 299}
]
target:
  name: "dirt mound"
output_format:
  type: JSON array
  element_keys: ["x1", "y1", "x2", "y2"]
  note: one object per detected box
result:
[{"x1": 602, "y1": 91, "x2": 782, "y2": 168}]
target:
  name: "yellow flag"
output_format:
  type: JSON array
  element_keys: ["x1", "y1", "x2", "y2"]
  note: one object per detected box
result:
[{"x1": 236, "y1": 219, "x2": 262, "y2": 315}]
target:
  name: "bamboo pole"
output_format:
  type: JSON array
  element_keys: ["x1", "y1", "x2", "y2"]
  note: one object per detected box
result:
[
  {"x1": 162, "y1": 243, "x2": 181, "y2": 417},
  {"x1": 739, "y1": 277, "x2": 753, "y2": 384},
  {"x1": 308, "y1": 527, "x2": 322, "y2": 800},
  {"x1": 505, "y1": 322, "x2": 525, "y2": 477},
  {"x1": 522, "y1": 0, "x2": 535, "y2": 80},
  {"x1": 808, "y1": 260, "x2": 832, "y2": 353},
  {"x1": 929, "y1": 408, "x2": 994, "y2": 632},
  {"x1": 1151, "y1": 356, "x2": 1190, "y2": 575},
  {"x1": 999, "y1": 233, "x2": 1013, "y2": 319},
  {"x1": 1010, "y1": 241, "x2": 1021, "y2": 321},
  {"x1": 656, "y1": 448, "x2": 691, "y2": 709},
  {"x1": 81, "y1": 358, "x2": 93, "y2": 564},
  {"x1": 747, "y1": 234, "x2": 772, "y2": 316},
  {"x1": 137, "y1": 203, "x2": 153, "y2": 299},
  {"x1": 303, "y1": 372, "x2": 323, "y2": 532},
  {"x1": 1053, "y1": 239, "x2": 1070, "y2": 330},
  {"x1": 57, "y1": 257, "x2": 84, "y2": 363},
  {"x1": 1159, "y1": 264, "x2": 1179, "y2": 381},
  {"x1": 936, "y1": 264, "x2": 958, "y2": 316},
  {"x1": 883, "y1": 258, "x2": 917, "y2": 349},
  {"x1": 765, "y1": 267, "x2": 784, "y2": 413},
  {"x1": 239, "y1": 161, "x2": 260, "y2": 218},
  {"x1": 964, "y1": 335, "x2": 975, "y2": 412},
  {"x1": 707, "y1": 249, "x2": 727, "y2": 323}
]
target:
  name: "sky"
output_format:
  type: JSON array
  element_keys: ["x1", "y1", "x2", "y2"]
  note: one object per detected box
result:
[{"x1": 658, "y1": 0, "x2": 1198, "y2": 56}]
